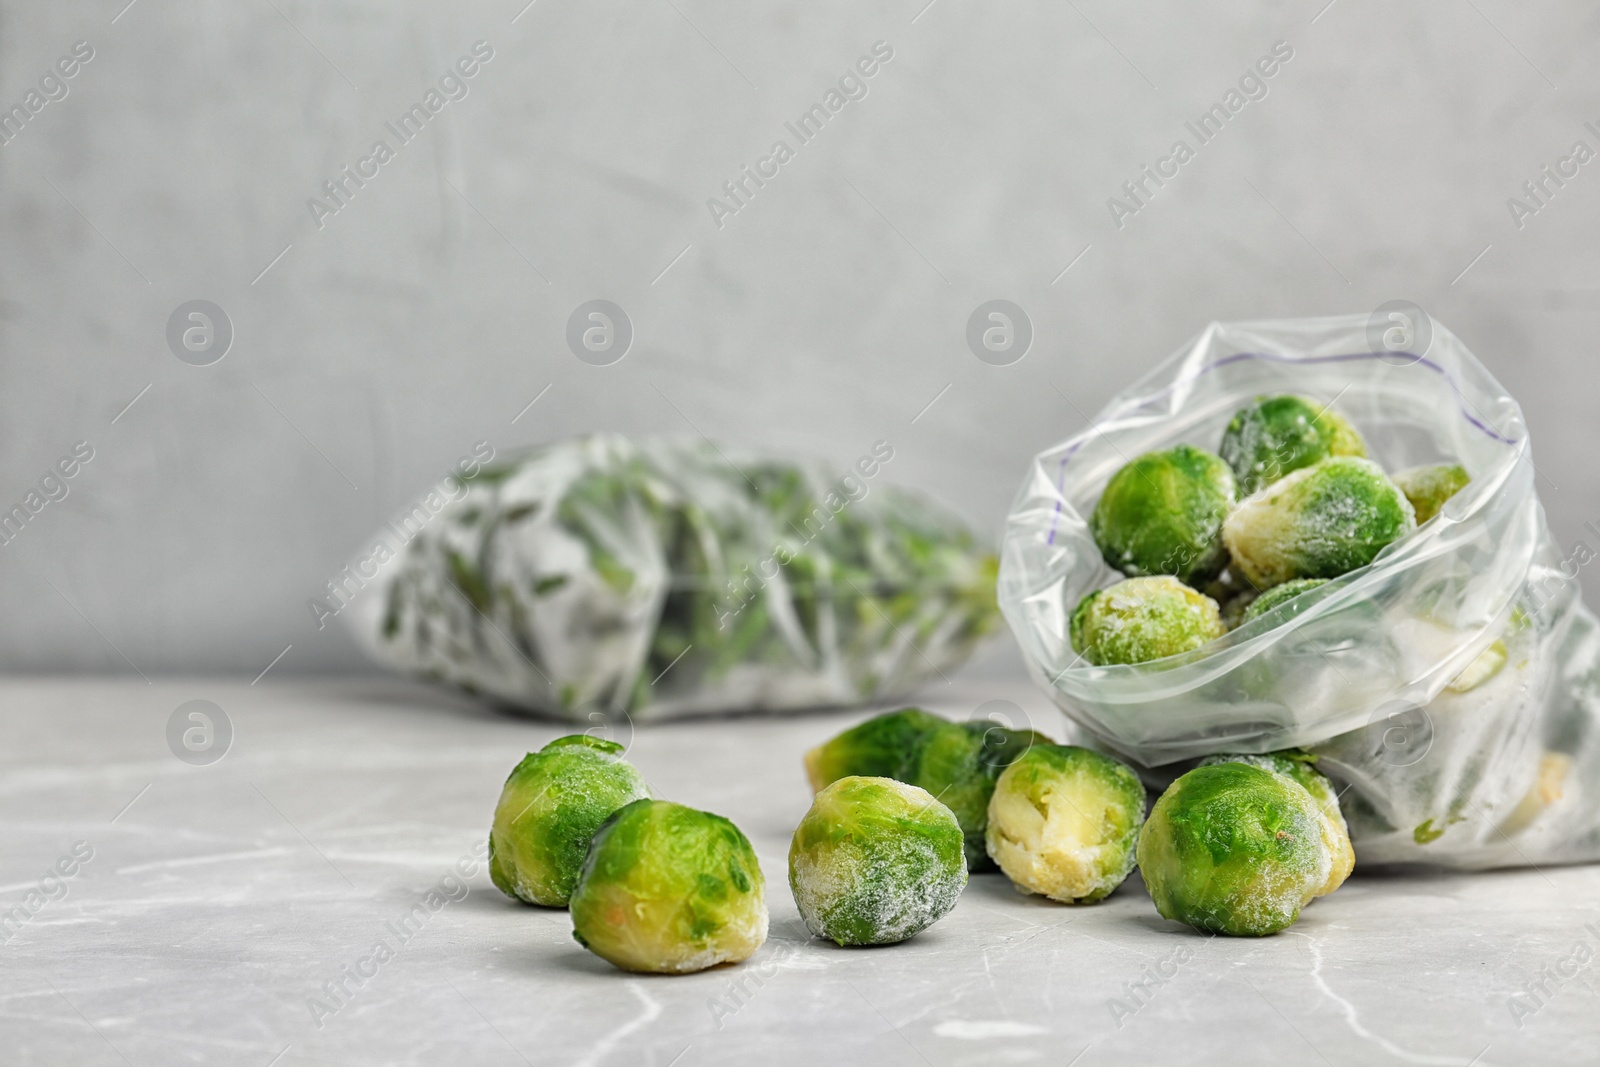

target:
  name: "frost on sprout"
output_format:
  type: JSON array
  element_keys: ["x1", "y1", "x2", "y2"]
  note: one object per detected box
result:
[
  {"x1": 488, "y1": 734, "x2": 651, "y2": 907},
  {"x1": 1070, "y1": 576, "x2": 1226, "y2": 666},
  {"x1": 1197, "y1": 751, "x2": 1353, "y2": 898},
  {"x1": 1392, "y1": 464, "x2": 1470, "y2": 524},
  {"x1": 1089, "y1": 445, "x2": 1235, "y2": 586},
  {"x1": 1137, "y1": 762, "x2": 1339, "y2": 936},
  {"x1": 1218, "y1": 394, "x2": 1366, "y2": 497},
  {"x1": 1221, "y1": 457, "x2": 1415, "y2": 589},
  {"x1": 789, "y1": 776, "x2": 966, "y2": 946}
]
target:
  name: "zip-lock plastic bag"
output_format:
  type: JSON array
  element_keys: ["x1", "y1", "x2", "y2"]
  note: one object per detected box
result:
[
  {"x1": 998, "y1": 314, "x2": 1600, "y2": 868},
  {"x1": 350, "y1": 435, "x2": 999, "y2": 721}
]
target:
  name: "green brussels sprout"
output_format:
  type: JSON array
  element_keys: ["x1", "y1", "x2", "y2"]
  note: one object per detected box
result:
[
  {"x1": 1392, "y1": 464, "x2": 1470, "y2": 524},
  {"x1": 803, "y1": 708, "x2": 1051, "y2": 872},
  {"x1": 803, "y1": 707, "x2": 944, "y2": 794},
  {"x1": 1069, "y1": 576, "x2": 1226, "y2": 666},
  {"x1": 985, "y1": 745, "x2": 1145, "y2": 904},
  {"x1": 1219, "y1": 394, "x2": 1367, "y2": 497},
  {"x1": 1137, "y1": 762, "x2": 1339, "y2": 936},
  {"x1": 1196, "y1": 751, "x2": 1353, "y2": 897},
  {"x1": 1240, "y1": 578, "x2": 1329, "y2": 625},
  {"x1": 487, "y1": 735, "x2": 652, "y2": 907},
  {"x1": 1090, "y1": 445, "x2": 1236, "y2": 585},
  {"x1": 909, "y1": 718, "x2": 1052, "y2": 871},
  {"x1": 569, "y1": 798, "x2": 767, "y2": 973},
  {"x1": 1222, "y1": 457, "x2": 1416, "y2": 589},
  {"x1": 789, "y1": 776, "x2": 966, "y2": 945}
]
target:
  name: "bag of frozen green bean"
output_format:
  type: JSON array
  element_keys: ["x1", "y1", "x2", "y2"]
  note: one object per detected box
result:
[
  {"x1": 999, "y1": 313, "x2": 1600, "y2": 869},
  {"x1": 350, "y1": 435, "x2": 999, "y2": 721}
]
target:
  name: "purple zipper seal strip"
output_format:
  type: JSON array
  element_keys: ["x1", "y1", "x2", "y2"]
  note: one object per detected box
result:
[{"x1": 1043, "y1": 349, "x2": 1520, "y2": 545}]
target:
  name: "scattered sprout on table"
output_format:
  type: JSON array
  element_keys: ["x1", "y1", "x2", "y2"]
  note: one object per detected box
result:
[
  {"x1": 985, "y1": 745, "x2": 1146, "y2": 903},
  {"x1": 1219, "y1": 394, "x2": 1367, "y2": 497},
  {"x1": 1197, "y1": 750, "x2": 1353, "y2": 898},
  {"x1": 1137, "y1": 762, "x2": 1341, "y2": 936},
  {"x1": 487, "y1": 735, "x2": 652, "y2": 907},
  {"x1": 1392, "y1": 464, "x2": 1470, "y2": 524},
  {"x1": 1069, "y1": 576, "x2": 1226, "y2": 666},
  {"x1": 569, "y1": 799, "x2": 767, "y2": 973},
  {"x1": 802, "y1": 707, "x2": 1053, "y2": 871},
  {"x1": 1222, "y1": 456, "x2": 1416, "y2": 589},
  {"x1": 789, "y1": 776, "x2": 966, "y2": 946},
  {"x1": 1090, "y1": 445, "x2": 1236, "y2": 586},
  {"x1": 803, "y1": 707, "x2": 944, "y2": 794}
]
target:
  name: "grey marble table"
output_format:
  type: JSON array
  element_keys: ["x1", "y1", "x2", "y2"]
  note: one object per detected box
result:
[{"x1": 2, "y1": 675, "x2": 1595, "y2": 1066}]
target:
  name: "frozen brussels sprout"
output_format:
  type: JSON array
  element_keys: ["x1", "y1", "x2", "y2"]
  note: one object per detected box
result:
[
  {"x1": 1070, "y1": 576, "x2": 1226, "y2": 666},
  {"x1": 1219, "y1": 394, "x2": 1367, "y2": 497},
  {"x1": 1393, "y1": 464, "x2": 1470, "y2": 524},
  {"x1": 1240, "y1": 579, "x2": 1329, "y2": 625},
  {"x1": 488, "y1": 735, "x2": 652, "y2": 907},
  {"x1": 1222, "y1": 457, "x2": 1416, "y2": 589},
  {"x1": 910, "y1": 718, "x2": 1053, "y2": 871},
  {"x1": 569, "y1": 799, "x2": 767, "y2": 973},
  {"x1": 1447, "y1": 638, "x2": 1507, "y2": 692},
  {"x1": 1197, "y1": 751, "x2": 1353, "y2": 898},
  {"x1": 803, "y1": 708, "x2": 1051, "y2": 872},
  {"x1": 1138, "y1": 762, "x2": 1339, "y2": 936},
  {"x1": 1090, "y1": 445, "x2": 1236, "y2": 585},
  {"x1": 985, "y1": 745, "x2": 1145, "y2": 904},
  {"x1": 789, "y1": 776, "x2": 966, "y2": 945},
  {"x1": 803, "y1": 707, "x2": 944, "y2": 793}
]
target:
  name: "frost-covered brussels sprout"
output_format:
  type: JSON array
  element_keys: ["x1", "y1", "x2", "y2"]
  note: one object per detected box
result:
[
  {"x1": 1137, "y1": 762, "x2": 1339, "y2": 936},
  {"x1": 1393, "y1": 464, "x2": 1470, "y2": 524},
  {"x1": 803, "y1": 708, "x2": 1051, "y2": 872},
  {"x1": 488, "y1": 735, "x2": 652, "y2": 907},
  {"x1": 1222, "y1": 457, "x2": 1416, "y2": 589},
  {"x1": 909, "y1": 718, "x2": 1052, "y2": 871},
  {"x1": 789, "y1": 776, "x2": 966, "y2": 945},
  {"x1": 1090, "y1": 445, "x2": 1236, "y2": 585},
  {"x1": 1197, "y1": 751, "x2": 1353, "y2": 898},
  {"x1": 803, "y1": 707, "x2": 944, "y2": 793},
  {"x1": 985, "y1": 745, "x2": 1145, "y2": 904},
  {"x1": 1240, "y1": 578, "x2": 1329, "y2": 625},
  {"x1": 1219, "y1": 394, "x2": 1367, "y2": 497},
  {"x1": 569, "y1": 799, "x2": 767, "y2": 973},
  {"x1": 1070, "y1": 576, "x2": 1226, "y2": 666}
]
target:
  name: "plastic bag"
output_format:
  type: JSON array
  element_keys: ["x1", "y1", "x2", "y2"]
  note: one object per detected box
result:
[
  {"x1": 350, "y1": 435, "x2": 999, "y2": 721},
  {"x1": 998, "y1": 314, "x2": 1600, "y2": 868}
]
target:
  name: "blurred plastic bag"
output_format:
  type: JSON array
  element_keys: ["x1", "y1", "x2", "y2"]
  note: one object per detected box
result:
[
  {"x1": 998, "y1": 314, "x2": 1600, "y2": 868},
  {"x1": 350, "y1": 435, "x2": 999, "y2": 721}
]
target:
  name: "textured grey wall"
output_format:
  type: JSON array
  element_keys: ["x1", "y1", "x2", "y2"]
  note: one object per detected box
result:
[{"x1": 3, "y1": 0, "x2": 1597, "y2": 675}]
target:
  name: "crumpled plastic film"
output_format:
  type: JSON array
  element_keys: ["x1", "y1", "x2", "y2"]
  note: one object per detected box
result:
[
  {"x1": 349, "y1": 435, "x2": 999, "y2": 721},
  {"x1": 998, "y1": 314, "x2": 1600, "y2": 868}
]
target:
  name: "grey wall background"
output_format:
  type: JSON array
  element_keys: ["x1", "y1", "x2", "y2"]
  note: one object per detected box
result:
[{"x1": 3, "y1": 0, "x2": 1597, "y2": 676}]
